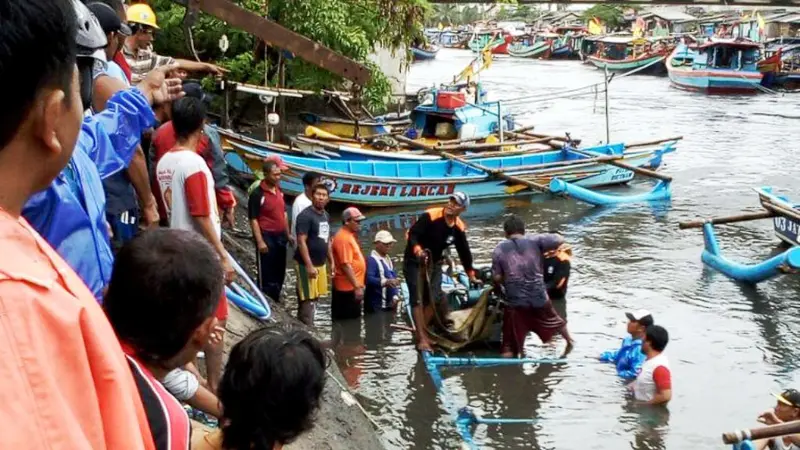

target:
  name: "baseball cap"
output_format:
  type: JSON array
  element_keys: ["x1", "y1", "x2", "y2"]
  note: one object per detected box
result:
[
  {"x1": 182, "y1": 82, "x2": 213, "y2": 105},
  {"x1": 374, "y1": 230, "x2": 397, "y2": 244},
  {"x1": 774, "y1": 389, "x2": 800, "y2": 408},
  {"x1": 625, "y1": 309, "x2": 654, "y2": 327},
  {"x1": 263, "y1": 154, "x2": 288, "y2": 171},
  {"x1": 449, "y1": 191, "x2": 471, "y2": 209},
  {"x1": 87, "y1": 2, "x2": 132, "y2": 37},
  {"x1": 342, "y1": 207, "x2": 366, "y2": 223}
]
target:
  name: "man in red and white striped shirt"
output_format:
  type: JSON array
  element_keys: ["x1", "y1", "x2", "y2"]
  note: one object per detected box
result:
[
  {"x1": 631, "y1": 325, "x2": 672, "y2": 406},
  {"x1": 156, "y1": 96, "x2": 234, "y2": 393}
]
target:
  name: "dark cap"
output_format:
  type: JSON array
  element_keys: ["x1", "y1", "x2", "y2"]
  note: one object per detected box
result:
[
  {"x1": 182, "y1": 82, "x2": 213, "y2": 105},
  {"x1": 774, "y1": 389, "x2": 800, "y2": 408},
  {"x1": 449, "y1": 191, "x2": 470, "y2": 209},
  {"x1": 87, "y1": 2, "x2": 132, "y2": 37},
  {"x1": 625, "y1": 309, "x2": 654, "y2": 327}
]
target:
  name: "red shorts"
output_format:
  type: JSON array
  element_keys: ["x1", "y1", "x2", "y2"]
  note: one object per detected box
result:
[
  {"x1": 501, "y1": 301, "x2": 566, "y2": 355},
  {"x1": 215, "y1": 292, "x2": 229, "y2": 321},
  {"x1": 216, "y1": 188, "x2": 236, "y2": 211}
]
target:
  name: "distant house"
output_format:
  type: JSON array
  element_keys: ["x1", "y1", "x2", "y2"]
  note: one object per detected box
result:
[
  {"x1": 696, "y1": 13, "x2": 741, "y2": 37},
  {"x1": 639, "y1": 10, "x2": 698, "y2": 34},
  {"x1": 735, "y1": 11, "x2": 800, "y2": 41},
  {"x1": 535, "y1": 11, "x2": 583, "y2": 28}
]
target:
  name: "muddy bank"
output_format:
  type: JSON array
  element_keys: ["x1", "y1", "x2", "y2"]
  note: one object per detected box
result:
[{"x1": 219, "y1": 186, "x2": 384, "y2": 450}]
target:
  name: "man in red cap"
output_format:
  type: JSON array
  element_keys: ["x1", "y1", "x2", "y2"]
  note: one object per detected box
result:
[
  {"x1": 247, "y1": 155, "x2": 293, "y2": 302},
  {"x1": 331, "y1": 207, "x2": 367, "y2": 320}
]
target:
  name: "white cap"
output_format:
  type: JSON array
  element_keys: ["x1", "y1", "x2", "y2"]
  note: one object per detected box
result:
[
  {"x1": 374, "y1": 230, "x2": 397, "y2": 244},
  {"x1": 625, "y1": 309, "x2": 654, "y2": 326}
]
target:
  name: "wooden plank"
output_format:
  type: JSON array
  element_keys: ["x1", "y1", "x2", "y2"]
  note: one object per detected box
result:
[
  {"x1": 176, "y1": 0, "x2": 371, "y2": 85},
  {"x1": 723, "y1": 420, "x2": 800, "y2": 445},
  {"x1": 678, "y1": 211, "x2": 776, "y2": 229}
]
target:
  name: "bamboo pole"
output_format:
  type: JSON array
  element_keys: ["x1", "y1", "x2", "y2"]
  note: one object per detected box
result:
[
  {"x1": 679, "y1": 211, "x2": 776, "y2": 229},
  {"x1": 438, "y1": 124, "x2": 538, "y2": 146},
  {"x1": 760, "y1": 200, "x2": 800, "y2": 223},
  {"x1": 723, "y1": 421, "x2": 800, "y2": 445},
  {"x1": 625, "y1": 136, "x2": 684, "y2": 149},
  {"x1": 569, "y1": 148, "x2": 673, "y2": 182},
  {"x1": 437, "y1": 138, "x2": 553, "y2": 151}
]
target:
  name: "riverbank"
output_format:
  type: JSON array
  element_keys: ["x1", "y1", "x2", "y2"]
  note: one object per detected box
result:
[{"x1": 219, "y1": 187, "x2": 384, "y2": 449}]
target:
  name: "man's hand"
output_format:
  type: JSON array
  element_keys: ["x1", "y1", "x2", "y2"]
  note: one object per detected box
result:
[
  {"x1": 141, "y1": 197, "x2": 160, "y2": 227},
  {"x1": 355, "y1": 286, "x2": 365, "y2": 302},
  {"x1": 758, "y1": 410, "x2": 782, "y2": 426},
  {"x1": 287, "y1": 235, "x2": 297, "y2": 248},
  {"x1": 222, "y1": 258, "x2": 236, "y2": 285},
  {"x1": 137, "y1": 64, "x2": 184, "y2": 106},
  {"x1": 307, "y1": 265, "x2": 319, "y2": 279},
  {"x1": 257, "y1": 241, "x2": 268, "y2": 254},
  {"x1": 415, "y1": 250, "x2": 429, "y2": 264},
  {"x1": 205, "y1": 63, "x2": 229, "y2": 77}
]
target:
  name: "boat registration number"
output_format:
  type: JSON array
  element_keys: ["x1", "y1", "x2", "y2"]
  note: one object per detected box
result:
[
  {"x1": 610, "y1": 168, "x2": 633, "y2": 181},
  {"x1": 774, "y1": 216, "x2": 800, "y2": 243}
]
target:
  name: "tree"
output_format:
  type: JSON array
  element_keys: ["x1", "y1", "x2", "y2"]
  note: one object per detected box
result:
[
  {"x1": 581, "y1": 4, "x2": 629, "y2": 30},
  {"x1": 150, "y1": 0, "x2": 429, "y2": 112}
]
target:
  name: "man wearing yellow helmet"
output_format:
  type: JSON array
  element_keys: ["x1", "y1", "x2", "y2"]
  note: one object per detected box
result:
[{"x1": 123, "y1": 3, "x2": 226, "y2": 83}]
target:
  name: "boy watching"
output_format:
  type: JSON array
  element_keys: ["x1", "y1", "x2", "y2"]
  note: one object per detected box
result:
[{"x1": 104, "y1": 229, "x2": 224, "y2": 449}]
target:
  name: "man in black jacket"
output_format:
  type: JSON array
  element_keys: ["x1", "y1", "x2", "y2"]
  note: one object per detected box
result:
[{"x1": 404, "y1": 192, "x2": 479, "y2": 352}]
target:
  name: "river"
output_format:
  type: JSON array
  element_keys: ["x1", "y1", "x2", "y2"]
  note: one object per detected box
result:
[{"x1": 310, "y1": 48, "x2": 800, "y2": 449}]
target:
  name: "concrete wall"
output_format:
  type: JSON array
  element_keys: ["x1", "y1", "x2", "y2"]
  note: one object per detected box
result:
[{"x1": 368, "y1": 44, "x2": 410, "y2": 98}]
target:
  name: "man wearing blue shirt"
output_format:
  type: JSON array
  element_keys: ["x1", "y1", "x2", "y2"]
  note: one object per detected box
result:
[
  {"x1": 599, "y1": 309, "x2": 654, "y2": 379},
  {"x1": 365, "y1": 230, "x2": 401, "y2": 314}
]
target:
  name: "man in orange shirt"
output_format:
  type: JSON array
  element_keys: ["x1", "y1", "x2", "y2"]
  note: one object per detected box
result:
[
  {"x1": 331, "y1": 207, "x2": 367, "y2": 320},
  {"x1": 0, "y1": 0, "x2": 183, "y2": 448}
]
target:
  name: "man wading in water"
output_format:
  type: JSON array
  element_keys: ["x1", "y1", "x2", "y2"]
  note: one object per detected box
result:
[
  {"x1": 491, "y1": 215, "x2": 575, "y2": 358},
  {"x1": 404, "y1": 192, "x2": 479, "y2": 352}
]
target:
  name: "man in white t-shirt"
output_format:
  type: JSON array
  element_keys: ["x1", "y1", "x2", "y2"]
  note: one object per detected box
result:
[
  {"x1": 631, "y1": 324, "x2": 672, "y2": 406},
  {"x1": 156, "y1": 96, "x2": 233, "y2": 393},
  {"x1": 290, "y1": 171, "x2": 323, "y2": 244}
]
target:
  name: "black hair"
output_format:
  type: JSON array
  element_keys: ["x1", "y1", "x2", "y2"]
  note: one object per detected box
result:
[
  {"x1": 262, "y1": 159, "x2": 278, "y2": 174},
  {"x1": 0, "y1": 0, "x2": 77, "y2": 149},
  {"x1": 303, "y1": 171, "x2": 322, "y2": 188},
  {"x1": 219, "y1": 329, "x2": 326, "y2": 450},
  {"x1": 172, "y1": 97, "x2": 207, "y2": 141},
  {"x1": 645, "y1": 325, "x2": 669, "y2": 352},
  {"x1": 104, "y1": 229, "x2": 224, "y2": 366},
  {"x1": 312, "y1": 183, "x2": 330, "y2": 195},
  {"x1": 503, "y1": 215, "x2": 526, "y2": 236}
]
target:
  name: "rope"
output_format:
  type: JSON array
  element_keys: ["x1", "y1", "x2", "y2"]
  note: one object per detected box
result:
[{"x1": 324, "y1": 368, "x2": 385, "y2": 433}]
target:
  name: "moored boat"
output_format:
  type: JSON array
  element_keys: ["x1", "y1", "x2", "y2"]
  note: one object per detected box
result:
[
  {"x1": 298, "y1": 112, "x2": 410, "y2": 139},
  {"x1": 758, "y1": 38, "x2": 800, "y2": 91},
  {"x1": 438, "y1": 31, "x2": 470, "y2": 49},
  {"x1": 587, "y1": 36, "x2": 672, "y2": 74},
  {"x1": 756, "y1": 187, "x2": 800, "y2": 246},
  {"x1": 226, "y1": 140, "x2": 675, "y2": 207},
  {"x1": 507, "y1": 34, "x2": 552, "y2": 59},
  {"x1": 412, "y1": 44, "x2": 440, "y2": 61},
  {"x1": 468, "y1": 30, "x2": 513, "y2": 55},
  {"x1": 666, "y1": 38, "x2": 764, "y2": 94}
]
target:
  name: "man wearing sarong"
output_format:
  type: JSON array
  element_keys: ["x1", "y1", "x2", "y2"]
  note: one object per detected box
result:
[{"x1": 492, "y1": 215, "x2": 575, "y2": 358}]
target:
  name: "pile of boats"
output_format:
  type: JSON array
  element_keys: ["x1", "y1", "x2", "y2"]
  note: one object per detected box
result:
[{"x1": 219, "y1": 83, "x2": 680, "y2": 209}]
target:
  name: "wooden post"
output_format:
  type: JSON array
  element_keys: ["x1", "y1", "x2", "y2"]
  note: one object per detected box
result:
[
  {"x1": 679, "y1": 211, "x2": 776, "y2": 229},
  {"x1": 723, "y1": 421, "x2": 800, "y2": 445},
  {"x1": 604, "y1": 65, "x2": 610, "y2": 144}
]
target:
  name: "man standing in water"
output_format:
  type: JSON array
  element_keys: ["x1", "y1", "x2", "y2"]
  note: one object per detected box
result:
[
  {"x1": 600, "y1": 310, "x2": 653, "y2": 379},
  {"x1": 331, "y1": 207, "x2": 367, "y2": 320},
  {"x1": 491, "y1": 215, "x2": 575, "y2": 358},
  {"x1": 291, "y1": 171, "x2": 323, "y2": 242},
  {"x1": 631, "y1": 325, "x2": 672, "y2": 406},
  {"x1": 754, "y1": 390, "x2": 800, "y2": 449},
  {"x1": 404, "y1": 192, "x2": 479, "y2": 352},
  {"x1": 295, "y1": 183, "x2": 333, "y2": 326}
]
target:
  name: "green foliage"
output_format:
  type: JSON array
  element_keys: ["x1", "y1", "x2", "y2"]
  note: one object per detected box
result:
[
  {"x1": 149, "y1": 0, "x2": 425, "y2": 112},
  {"x1": 581, "y1": 4, "x2": 632, "y2": 30}
]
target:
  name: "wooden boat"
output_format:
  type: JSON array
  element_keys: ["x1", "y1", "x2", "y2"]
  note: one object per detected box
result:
[
  {"x1": 756, "y1": 187, "x2": 800, "y2": 246},
  {"x1": 226, "y1": 139, "x2": 675, "y2": 207},
  {"x1": 438, "y1": 31, "x2": 470, "y2": 49},
  {"x1": 587, "y1": 36, "x2": 672, "y2": 74},
  {"x1": 468, "y1": 30, "x2": 512, "y2": 55},
  {"x1": 579, "y1": 35, "x2": 602, "y2": 62},
  {"x1": 298, "y1": 112, "x2": 410, "y2": 139},
  {"x1": 508, "y1": 34, "x2": 552, "y2": 59},
  {"x1": 412, "y1": 44, "x2": 440, "y2": 61},
  {"x1": 759, "y1": 38, "x2": 800, "y2": 91},
  {"x1": 553, "y1": 26, "x2": 587, "y2": 59},
  {"x1": 666, "y1": 38, "x2": 764, "y2": 94}
]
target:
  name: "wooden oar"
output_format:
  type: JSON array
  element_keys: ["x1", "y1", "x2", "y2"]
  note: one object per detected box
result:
[
  {"x1": 723, "y1": 420, "x2": 800, "y2": 445},
  {"x1": 396, "y1": 135, "x2": 549, "y2": 192},
  {"x1": 679, "y1": 211, "x2": 776, "y2": 229},
  {"x1": 569, "y1": 148, "x2": 673, "y2": 182},
  {"x1": 625, "y1": 136, "x2": 684, "y2": 149}
]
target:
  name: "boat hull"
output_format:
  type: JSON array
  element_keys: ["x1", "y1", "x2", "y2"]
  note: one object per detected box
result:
[
  {"x1": 587, "y1": 54, "x2": 666, "y2": 74},
  {"x1": 756, "y1": 187, "x2": 800, "y2": 246},
  {"x1": 227, "y1": 141, "x2": 673, "y2": 207},
  {"x1": 508, "y1": 42, "x2": 551, "y2": 59},
  {"x1": 666, "y1": 48, "x2": 763, "y2": 94},
  {"x1": 298, "y1": 112, "x2": 408, "y2": 138},
  {"x1": 412, "y1": 47, "x2": 439, "y2": 61}
]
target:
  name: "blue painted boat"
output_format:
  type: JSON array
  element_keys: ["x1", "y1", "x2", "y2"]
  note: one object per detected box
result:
[
  {"x1": 756, "y1": 186, "x2": 800, "y2": 246},
  {"x1": 759, "y1": 39, "x2": 800, "y2": 90},
  {"x1": 412, "y1": 45, "x2": 440, "y2": 61},
  {"x1": 227, "y1": 140, "x2": 676, "y2": 207},
  {"x1": 412, "y1": 86, "x2": 513, "y2": 141},
  {"x1": 666, "y1": 38, "x2": 764, "y2": 94}
]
